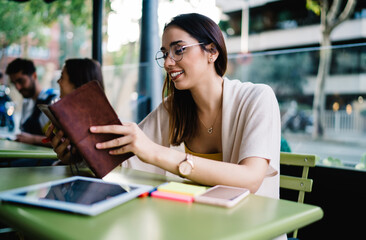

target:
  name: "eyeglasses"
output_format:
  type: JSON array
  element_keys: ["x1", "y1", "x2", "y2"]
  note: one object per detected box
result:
[{"x1": 155, "y1": 42, "x2": 204, "y2": 68}]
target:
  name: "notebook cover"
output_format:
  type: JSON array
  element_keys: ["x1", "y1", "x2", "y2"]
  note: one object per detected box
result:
[{"x1": 49, "y1": 81, "x2": 133, "y2": 178}]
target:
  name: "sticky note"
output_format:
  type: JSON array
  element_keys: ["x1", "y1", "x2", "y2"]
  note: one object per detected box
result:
[
  {"x1": 151, "y1": 191, "x2": 194, "y2": 203},
  {"x1": 157, "y1": 182, "x2": 208, "y2": 196}
]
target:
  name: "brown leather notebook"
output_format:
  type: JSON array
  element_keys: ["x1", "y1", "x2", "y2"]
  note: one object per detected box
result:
[{"x1": 39, "y1": 81, "x2": 133, "y2": 178}]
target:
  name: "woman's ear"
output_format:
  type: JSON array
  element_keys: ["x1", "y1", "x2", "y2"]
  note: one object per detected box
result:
[
  {"x1": 206, "y1": 43, "x2": 219, "y2": 63},
  {"x1": 207, "y1": 43, "x2": 217, "y2": 54}
]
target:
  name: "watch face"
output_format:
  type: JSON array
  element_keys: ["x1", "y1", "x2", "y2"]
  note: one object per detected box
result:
[{"x1": 179, "y1": 161, "x2": 192, "y2": 176}]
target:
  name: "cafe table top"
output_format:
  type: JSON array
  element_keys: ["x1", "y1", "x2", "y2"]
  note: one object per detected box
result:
[
  {"x1": 0, "y1": 139, "x2": 57, "y2": 159},
  {"x1": 0, "y1": 166, "x2": 323, "y2": 240}
]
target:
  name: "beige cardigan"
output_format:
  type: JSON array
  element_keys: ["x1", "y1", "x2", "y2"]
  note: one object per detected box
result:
[{"x1": 122, "y1": 78, "x2": 281, "y2": 199}]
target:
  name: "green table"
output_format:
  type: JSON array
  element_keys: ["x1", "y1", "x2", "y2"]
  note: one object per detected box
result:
[
  {"x1": 0, "y1": 166, "x2": 323, "y2": 240},
  {"x1": 0, "y1": 139, "x2": 57, "y2": 159}
]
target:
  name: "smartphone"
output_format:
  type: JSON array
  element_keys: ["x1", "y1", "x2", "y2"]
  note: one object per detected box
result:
[{"x1": 194, "y1": 185, "x2": 250, "y2": 208}]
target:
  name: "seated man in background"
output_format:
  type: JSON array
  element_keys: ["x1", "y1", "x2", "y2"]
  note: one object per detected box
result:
[{"x1": 5, "y1": 58, "x2": 59, "y2": 146}]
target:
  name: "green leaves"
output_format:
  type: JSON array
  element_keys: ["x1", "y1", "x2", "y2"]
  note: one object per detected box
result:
[
  {"x1": 306, "y1": 0, "x2": 321, "y2": 16},
  {"x1": 355, "y1": 153, "x2": 366, "y2": 170},
  {"x1": 0, "y1": 0, "x2": 92, "y2": 47}
]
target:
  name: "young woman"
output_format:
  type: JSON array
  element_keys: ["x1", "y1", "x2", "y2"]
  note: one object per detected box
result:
[
  {"x1": 89, "y1": 13, "x2": 281, "y2": 198},
  {"x1": 46, "y1": 58, "x2": 104, "y2": 163},
  {"x1": 57, "y1": 58, "x2": 104, "y2": 98}
]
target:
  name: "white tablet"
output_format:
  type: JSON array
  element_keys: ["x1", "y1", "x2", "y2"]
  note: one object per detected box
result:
[{"x1": 0, "y1": 176, "x2": 154, "y2": 216}]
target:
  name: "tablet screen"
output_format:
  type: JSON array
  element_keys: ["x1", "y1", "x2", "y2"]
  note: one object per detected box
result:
[
  {"x1": 16, "y1": 179, "x2": 136, "y2": 206},
  {"x1": 0, "y1": 176, "x2": 154, "y2": 215}
]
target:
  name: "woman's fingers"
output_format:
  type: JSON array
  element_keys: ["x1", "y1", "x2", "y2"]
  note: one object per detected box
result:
[
  {"x1": 96, "y1": 134, "x2": 132, "y2": 150},
  {"x1": 45, "y1": 124, "x2": 55, "y2": 138},
  {"x1": 91, "y1": 123, "x2": 141, "y2": 156},
  {"x1": 109, "y1": 145, "x2": 131, "y2": 155},
  {"x1": 90, "y1": 125, "x2": 126, "y2": 135},
  {"x1": 55, "y1": 138, "x2": 71, "y2": 163},
  {"x1": 90, "y1": 122, "x2": 135, "y2": 134},
  {"x1": 49, "y1": 129, "x2": 72, "y2": 164},
  {"x1": 92, "y1": 123, "x2": 137, "y2": 149},
  {"x1": 50, "y1": 129, "x2": 64, "y2": 148},
  {"x1": 55, "y1": 138, "x2": 70, "y2": 156}
]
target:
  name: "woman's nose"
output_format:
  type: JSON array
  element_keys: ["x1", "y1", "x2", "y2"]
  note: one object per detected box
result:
[{"x1": 164, "y1": 55, "x2": 176, "y2": 68}]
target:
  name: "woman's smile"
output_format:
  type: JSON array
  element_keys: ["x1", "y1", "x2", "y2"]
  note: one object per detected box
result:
[{"x1": 169, "y1": 70, "x2": 184, "y2": 80}]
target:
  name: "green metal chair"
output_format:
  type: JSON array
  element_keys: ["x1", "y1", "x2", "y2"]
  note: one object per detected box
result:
[{"x1": 280, "y1": 152, "x2": 316, "y2": 239}]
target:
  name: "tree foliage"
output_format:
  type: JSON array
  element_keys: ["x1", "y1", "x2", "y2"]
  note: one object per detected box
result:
[{"x1": 0, "y1": 0, "x2": 92, "y2": 49}]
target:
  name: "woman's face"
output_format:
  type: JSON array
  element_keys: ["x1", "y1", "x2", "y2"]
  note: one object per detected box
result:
[
  {"x1": 57, "y1": 66, "x2": 75, "y2": 98},
  {"x1": 161, "y1": 26, "x2": 210, "y2": 90}
]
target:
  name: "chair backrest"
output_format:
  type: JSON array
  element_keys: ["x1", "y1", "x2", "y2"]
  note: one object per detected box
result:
[{"x1": 280, "y1": 152, "x2": 316, "y2": 238}]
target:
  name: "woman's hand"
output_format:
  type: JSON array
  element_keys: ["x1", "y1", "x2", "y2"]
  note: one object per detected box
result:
[
  {"x1": 90, "y1": 122, "x2": 160, "y2": 164},
  {"x1": 45, "y1": 124, "x2": 73, "y2": 164}
]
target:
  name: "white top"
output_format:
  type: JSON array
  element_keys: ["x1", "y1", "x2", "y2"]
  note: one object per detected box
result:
[{"x1": 122, "y1": 78, "x2": 281, "y2": 199}]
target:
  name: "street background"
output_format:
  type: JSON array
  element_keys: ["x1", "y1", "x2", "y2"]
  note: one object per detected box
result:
[{"x1": 284, "y1": 130, "x2": 366, "y2": 167}]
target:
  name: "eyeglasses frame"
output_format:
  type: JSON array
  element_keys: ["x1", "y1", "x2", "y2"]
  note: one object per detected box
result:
[{"x1": 155, "y1": 42, "x2": 204, "y2": 68}]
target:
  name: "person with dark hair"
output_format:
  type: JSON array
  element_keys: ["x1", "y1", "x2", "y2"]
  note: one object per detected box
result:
[
  {"x1": 58, "y1": 58, "x2": 104, "y2": 98},
  {"x1": 52, "y1": 14, "x2": 281, "y2": 202},
  {"x1": 5, "y1": 58, "x2": 59, "y2": 146},
  {"x1": 46, "y1": 58, "x2": 104, "y2": 163}
]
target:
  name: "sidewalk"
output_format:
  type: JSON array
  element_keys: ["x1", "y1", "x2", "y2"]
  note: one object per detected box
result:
[
  {"x1": 323, "y1": 130, "x2": 366, "y2": 148},
  {"x1": 284, "y1": 130, "x2": 366, "y2": 147},
  {"x1": 283, "y1": 131, "x2": 366, "y2": 167}
]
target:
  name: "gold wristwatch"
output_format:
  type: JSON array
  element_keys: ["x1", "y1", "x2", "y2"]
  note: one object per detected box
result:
[{"x1": 178, "y1": 154, "x2": 194, "y2": 177}]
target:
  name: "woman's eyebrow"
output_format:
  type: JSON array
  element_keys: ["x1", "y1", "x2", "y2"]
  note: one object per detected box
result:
[
  {"x1": 160, "y1": 40, "x2": 184, "y2": 51},
  {"x1": 170, "y1": 40, "x2": 183, "y2": 47}
]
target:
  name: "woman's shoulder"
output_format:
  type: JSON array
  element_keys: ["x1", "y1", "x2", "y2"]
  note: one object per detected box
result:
[{"x1": 223, "y1": 77, "x2": 274, "y2": 98}]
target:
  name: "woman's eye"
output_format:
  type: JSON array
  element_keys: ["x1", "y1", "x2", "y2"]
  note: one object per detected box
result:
[
  {"x1": 161, "y1": 52, "x2": 168, "y2": 59},
  {"x1": 174, "y1": 47, "x2": 184, "y2": 55}
]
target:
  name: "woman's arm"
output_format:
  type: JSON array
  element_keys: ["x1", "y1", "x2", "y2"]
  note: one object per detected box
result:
[
  {"x1": 90, "y1": 123, "x2": 269, "y2": 193},
  {"x1": 188, "y1": 156, "x2": 269, "y2": 193},
  {"x1": 151, "y1": 145, "x2": 268, "y2": 193}
]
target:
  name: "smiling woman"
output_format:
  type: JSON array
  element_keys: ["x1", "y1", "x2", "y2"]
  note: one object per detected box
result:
[{"x1": 89, "y1": 13, "x2": 281, "y2": 202}]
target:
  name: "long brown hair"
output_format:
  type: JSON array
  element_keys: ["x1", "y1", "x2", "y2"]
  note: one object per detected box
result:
[{"x1": 162, "y1": 13, "x2": 227, "y2": 146}]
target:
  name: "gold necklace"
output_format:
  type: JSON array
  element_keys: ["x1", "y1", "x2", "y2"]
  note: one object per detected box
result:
[{"x1": 198, "y1": 103, "x2": 222, "y2": 134}]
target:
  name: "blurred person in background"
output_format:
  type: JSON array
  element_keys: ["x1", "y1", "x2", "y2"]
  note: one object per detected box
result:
[
  {"x1": 46, "y1": 58, "x2": 104, "y2": 164},
  {"x1": 6, "y1": 58, "x2": 59, "y2": 146}
]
